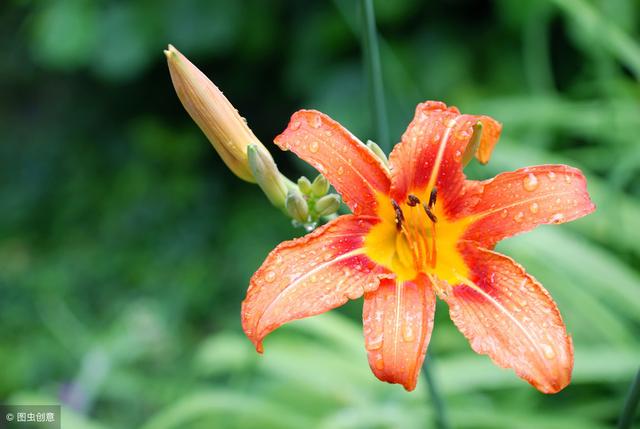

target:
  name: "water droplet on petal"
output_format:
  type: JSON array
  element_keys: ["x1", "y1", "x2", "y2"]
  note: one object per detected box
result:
[
  {"x1": 564, "y1": 174, "x2": 572, "y2": 184},
  {"x1": 529, "y1": 202, "x2": 539, "y2": 214},
  {"x1": 523, "y1": 173, "x2": 539, "y2": 191},
  {"x1": 514, "y1": 211, "x2": 524, "y2": 223},
  {"x1": 402, "y1": 325, "x2": 415, "y2": 342},
  {"x1": 550, "y1": 213, "x2": 565, "y2": 223},
  {"x1": 265, "y1": 271, "x2": 276, "y2": 282},
  {"x1": 290, "y1": 121, "x2": 301, "y2": 130},
  {"x1": 547, "y1": 171, "x2": 556, "y2": 181},
  {"x1": 366, "y1": 334, "x2": 383, "y2": 350},
  {"x1": 309, "y1": 141, "x2": 319, "y2": 153},
  {"x1": 541, "y1": 343, "x2": 556, "y2": 359},
  {"x1": 337, "y1": 166, "x2": 344, "y2": 175},
  {"x1": 500, "y1": 209, "x2": 508, "y2": 218},
  {"x1": 374, "y1": 353, "x2": 385, "y2": 369},
  {"x1": 311, "y1": 115, "x2": 322, "y2": 128}
]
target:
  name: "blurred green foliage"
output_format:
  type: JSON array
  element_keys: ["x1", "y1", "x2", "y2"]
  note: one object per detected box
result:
[{"x1": 1, "y1": 0, "x2": 639, "y2": 428}]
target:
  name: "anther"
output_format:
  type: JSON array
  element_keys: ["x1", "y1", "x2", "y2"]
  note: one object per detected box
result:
[
  {"x1": 407, "y1": 194, "x2": 420, "y2": 207},
  {"x1": 423, "y1": 203, "x2": 438, "y2": 223},
  {"x1": 428, "y1": 187, "x2": 438, "y2": 209},
  {"x1": 392, "y1": 199, "x2": 405, "y2": 231}
]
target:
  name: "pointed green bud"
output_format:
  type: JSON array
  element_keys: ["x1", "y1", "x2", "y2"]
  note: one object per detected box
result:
[
  {"x1": 311, "y1": 174, "x2": 330, "y2": 197},
  {"x1": 247, "y1": 144, "x2": 288, "y2": 208},
  {"x1": 315, "y1": 194, "x2": 341, "y2": 217},
  {"x1": 285, "y1": 190, "x2": 309, "y2": 223},
  {"x1": 297, "y1": 176, "x2": 312, "y2": 195},
  {"x1": 462, "y1": 121, "x2": 483, "y2": 167},
  {"x1": 366, "y1": 140, "x2": 389, "y2": 165}
]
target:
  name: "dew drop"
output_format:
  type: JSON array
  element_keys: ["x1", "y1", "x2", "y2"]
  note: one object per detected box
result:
[
  {"x1": 523, "y1": 173, "x2": 539, "y2": 191},
  {"x1": 337, "y1": 166, "x2": 344, "y2": 175},
  {"x1": 310, "y1": 115, "x2": 322, "y2": 128},
  {"x1": 529, "y1": 202, "x2": 539, "y2": 214},
  {"x1": 366, "y1": 334, "x2": 383, "y2": 350},
  {"x1": 402, "y1": 325, "x2": 415, "y2": 342},
  {"x1": 564, "y1": 174, "x2": 572, "y2": 184},
  {"x1": 550, "y1": 213, "x2": 565, "y2": 223},
  {"x1": 500, "y1": 209, "x2": 508, "y2": 218},
  {"x1": 290, "y1": 121, "x2": 301, "y2": 131},
  {"x1": 265, "y1": 271, "x2": 276, "y2": 282},
  {"x1": 514, "y1": 211, "x2": 524, "y2": 223},
  {"x1": 541, "y1": 343, "x2": 556, "y2": 359},
  {"x1": 547, "y1": 171, "x2": 556, "y2": 181},
  {"x1": 375, "y1": 354, "x2": 385, "y2": 370},
  {"x1": 454, "y1": 150, "x2": 462, "y2": 161}
]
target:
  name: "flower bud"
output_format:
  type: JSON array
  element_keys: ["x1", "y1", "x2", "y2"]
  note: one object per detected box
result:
[
  {"x1": 366, "y1": 140, "x2": 388, "y2": 165},
  {"x1": 314, "y1": 194, "x2": 341, "y2": 217},
  {"x1": 285, "y1": 190, "x2": 309, "y2": 223},
  {"x1": 165, "y1": 44, "x2": 266, "y2": 182},
  {"x1": 311, "y1": 174, "x2": 330, "y2": 197},
  {"x1": 247, "y1": 144, "x2": 288, "y2": 208},
  {"x1": 297, "y1": 176, "x2": 312, "y2": 195}
]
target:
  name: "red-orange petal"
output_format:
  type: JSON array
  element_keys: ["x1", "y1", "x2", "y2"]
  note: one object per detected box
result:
[
  {"x1": 442, "y1": 245, "x2": 573, "y2": 393},
  {"x1": 275, "y1": 110, "x2": 391, "y2": 216},
  {"x1": 389, "y1": 101, "x2": 502, "y2": 216},
  {"x1": 362, "y1": 274, "x2": 436, "y2": 391},
  {"x1": 464, "y1": 165, "x2": 596, "y2": 248},
  {"x1": 242, "y1": 215, "x2": 390, "y2": 352}
]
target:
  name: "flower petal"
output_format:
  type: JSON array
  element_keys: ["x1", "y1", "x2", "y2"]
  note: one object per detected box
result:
[
  {"x1": 362, "y1": 274, "x2": 436, "y2": 391},
  {"x1": 389, "y1": 101, "x2": 501, "y2": 214},
  {"x1": 275, "y1": 110, "x2": 391, "y2": 216},
  {"x1": 242, "y1": 215, "x2": 390, "y2": 352},
  {"x1": 464, "y1": 165, "x2": 596, "y2": 248},
  {"x1": 441, "y1": 245, "x2": 573, "y2": 393}
]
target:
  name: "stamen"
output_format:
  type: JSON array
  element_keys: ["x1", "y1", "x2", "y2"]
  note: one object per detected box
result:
[
  {"x1": 407, "y1": 194, "x2": 420, "y2": 207},
  {"x1": 423, "y1": 203, "x2": 438, "y2": 223},
  {"x1": 392, "y1": 199, "x2": 404, "y2": 231},
  {"x1": 428, "y1": 187, "x2": 438, "y2": 209}
]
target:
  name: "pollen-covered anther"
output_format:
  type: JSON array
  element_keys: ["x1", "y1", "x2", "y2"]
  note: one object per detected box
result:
[
  {"x1": 391, "y1": 199, "x2": 405, "y2": 231},
  {"x1": 407, "y1": 194, "x2": 420, "y2": 207},
  {"x1": 428, "y1": 187, "x2": 437, "y2": 209},
  {"x1": 423, "y1": 203, "x2": 438, "y2": 223}
]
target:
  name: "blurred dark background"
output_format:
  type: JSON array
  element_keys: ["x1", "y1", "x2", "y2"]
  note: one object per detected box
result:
[{"x1": 1, "y1": 0, "x2": 639, "y2": 428}]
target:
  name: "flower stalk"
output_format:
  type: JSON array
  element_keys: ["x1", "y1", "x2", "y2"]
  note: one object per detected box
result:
[
  {"x1": 360, "y1": 0, "x2": 389, "y2": 152},
  {"x1": 618, "y1": 367, "x2": 640, "y2": 429}
]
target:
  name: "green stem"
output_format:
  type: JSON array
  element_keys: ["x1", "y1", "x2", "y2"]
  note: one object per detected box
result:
[
  {"x1": 618, "y1": 367, "x2": 640, "y2": 429},
  {"x1": 360, "y1": 0, "x2": 389, "y2": 152},
  {"x1": 423, "y1": 353, "x2": 450, "y2": 429}
]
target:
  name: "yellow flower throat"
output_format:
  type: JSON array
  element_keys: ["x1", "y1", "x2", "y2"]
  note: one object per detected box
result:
[{"x1": 363, "y1": 190, "x2": 471, "y2": 283}]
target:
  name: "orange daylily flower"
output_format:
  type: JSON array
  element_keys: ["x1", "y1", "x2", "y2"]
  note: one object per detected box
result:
[{"x1": 242, "y1": 101, "x2": 595, "y2": 393}]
